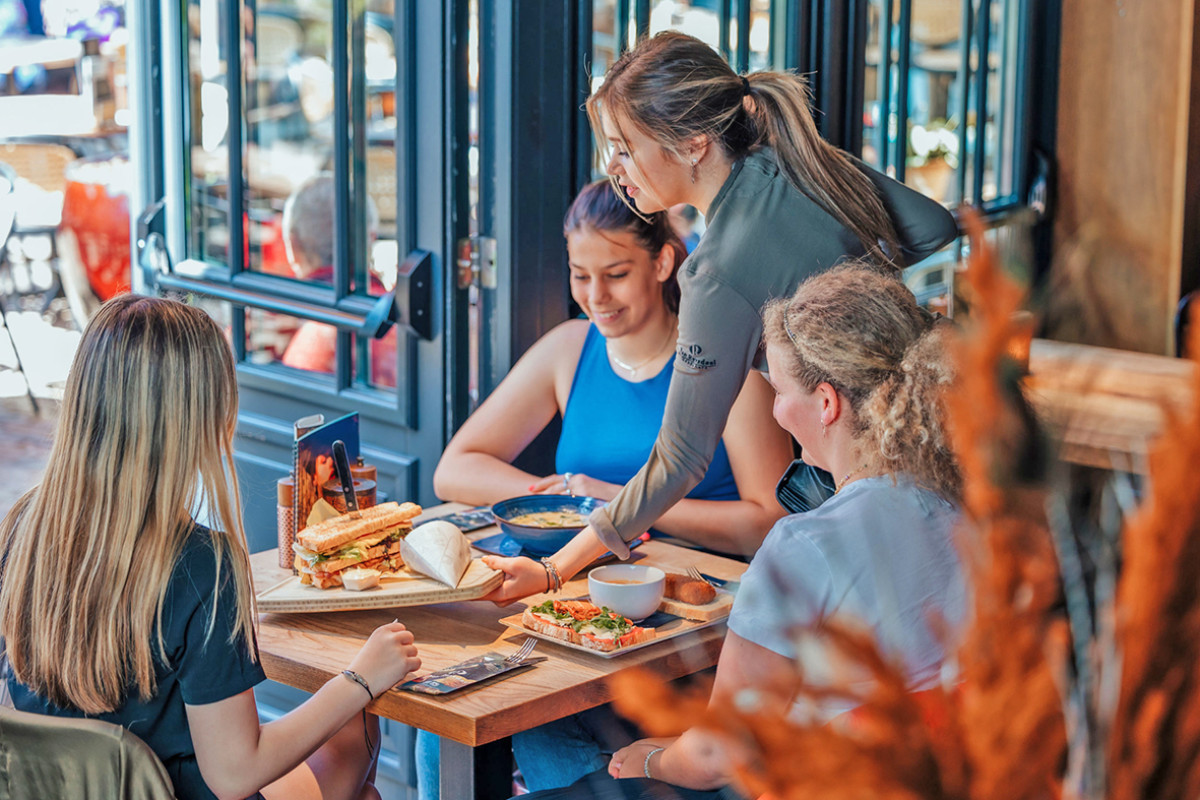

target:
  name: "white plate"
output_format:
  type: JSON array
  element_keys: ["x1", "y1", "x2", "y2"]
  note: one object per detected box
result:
[{"x1": 499, "y1": 607, "x2": 726, "y2": 659}]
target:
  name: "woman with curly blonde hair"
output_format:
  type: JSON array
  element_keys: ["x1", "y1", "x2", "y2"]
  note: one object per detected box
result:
[
  {"x1": 0, "y1": 295, "x2": 420, "y2": 800},
  {"x1": 523, "y1": 264, "x2": 965, "y2": 800}
]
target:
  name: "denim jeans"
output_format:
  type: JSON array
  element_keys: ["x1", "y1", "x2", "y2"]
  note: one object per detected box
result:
[
  {"x1": 415, "y1": 705, "x2": 639, "y2": 799},
  {"x1": 518, "y1": 767, "x2": 744, "y2": 800}
]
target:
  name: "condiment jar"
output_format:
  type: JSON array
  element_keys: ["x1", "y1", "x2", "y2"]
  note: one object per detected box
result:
[{"x1": 276, "y1": 475, "x2": 296, "y2": 570}]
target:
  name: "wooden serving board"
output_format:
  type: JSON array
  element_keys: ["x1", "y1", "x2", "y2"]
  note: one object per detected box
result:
[
  {"x1": 256, "y1": 559, "x2": 502, "y2": 613},
  {"x1": 658, "y1": 588, "x2": 733, "y2": 622}
]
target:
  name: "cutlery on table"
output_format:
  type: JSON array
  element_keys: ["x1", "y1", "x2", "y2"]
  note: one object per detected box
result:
[
  {"x1": 686, "y1": 565, "x2": 718, "y2": 588},
  {"x1": 504, "y1": 637, "x2": 538, "y2": 665}
]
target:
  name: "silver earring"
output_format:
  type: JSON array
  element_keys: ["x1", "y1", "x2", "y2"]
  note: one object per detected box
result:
[
  {"x1": 822, "y1": 422, "x2": 827, "y2": 438},
  {"x1": 690, "y1": 158, "x2": 698, "y2": 184}
]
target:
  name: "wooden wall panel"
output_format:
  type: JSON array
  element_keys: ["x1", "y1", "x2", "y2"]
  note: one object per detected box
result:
[{"x1": 1051, "y1": 0, "x2": 1196, "y2": 354}]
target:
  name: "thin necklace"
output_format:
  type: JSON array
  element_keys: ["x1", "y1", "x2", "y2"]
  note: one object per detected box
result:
[
  {"x1": 607, "y1": 320, "x2": 677, "y2": 378},
  {"x1": 835, "y1": 464, "x2": 870, "y2": 494}
]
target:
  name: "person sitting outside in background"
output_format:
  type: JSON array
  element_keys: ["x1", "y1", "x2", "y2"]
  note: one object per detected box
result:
[{"x1": 281, "y1": 172, "x2": 397, "y2": 388}]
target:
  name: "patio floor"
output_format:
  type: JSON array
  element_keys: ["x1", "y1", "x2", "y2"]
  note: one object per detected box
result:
[{"x1": 0, "y1": 299, "x2": 75, "y2": 521}]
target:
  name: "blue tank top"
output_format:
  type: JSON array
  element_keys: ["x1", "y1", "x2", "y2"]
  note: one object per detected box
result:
[{"x1": 556, "y1": 325, "x2": 740, "y2": 501}]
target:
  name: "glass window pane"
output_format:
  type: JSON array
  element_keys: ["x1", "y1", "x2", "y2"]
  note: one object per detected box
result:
[
  {"x1": 861, "y1": 0, "x2": 887, "y2": 170},
  {"x1": 243, "y1": 1, "x2": 333, "y2": 278},
  {"x1": 186, "y1": 0, "x2": 232, "y2": 264},
  {"x1": 986, "y1": 0, "x2": 1020, "y2": 203},
  {"x1": 353, "y1": 329, "x2": 399, "y2": 389},
  {"x1": 242, "y1": 306, "x2": 339, "y2": 377},
  {"x1": 907, "y1": 0, "x2": 963, "y2": 206},
  {"x1": 649, "y1": 0, "x2": 720, "y2": 50}
]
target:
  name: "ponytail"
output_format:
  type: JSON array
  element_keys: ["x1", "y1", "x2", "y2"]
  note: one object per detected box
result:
[
  {"x1": 862, "y1": 323, "x2": 960, "y2": 501},
  {"x1": 589, "y1": 31, "x2": 905, "y2": 271},
  {"x1": 744, "y1": 74, "x2": 905, "y2": 269}
]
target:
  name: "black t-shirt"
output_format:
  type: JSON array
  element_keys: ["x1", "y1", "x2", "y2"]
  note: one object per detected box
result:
[{"x1": 7, "y1": 526, "x2": 267, "y2": 800}]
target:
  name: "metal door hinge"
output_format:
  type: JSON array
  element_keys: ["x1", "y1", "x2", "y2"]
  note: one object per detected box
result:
[{"x1": 456, "y1": 236, "x2": 497, "y2": 290}]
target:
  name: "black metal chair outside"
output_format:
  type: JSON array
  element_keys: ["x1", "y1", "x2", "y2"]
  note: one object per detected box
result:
[{"x1": 0, "y1": 160, "x2": 40, "y2": 413}]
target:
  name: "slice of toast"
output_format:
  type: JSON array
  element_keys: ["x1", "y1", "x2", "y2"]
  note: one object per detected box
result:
[
  {"x1": 521, "y1": 605, "x2": 653, "y2": 652},
  {"x1": 297, "y1": 501, "x2": 422, "y2": 553}
]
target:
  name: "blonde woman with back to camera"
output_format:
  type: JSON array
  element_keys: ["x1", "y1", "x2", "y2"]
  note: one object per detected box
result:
[
  {"x1": 519, "y1": 265, "x2": 966, "y2": 800},
  {"x1": 484, "y1": 31, "x2": 960, "y2": 604},
  {"x1": 0, "y1": 295, "x2": 420, "y2": 800}
]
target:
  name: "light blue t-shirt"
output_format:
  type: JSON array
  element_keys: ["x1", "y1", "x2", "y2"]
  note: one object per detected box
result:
[{"x1": 728, "y1": 475, "x2": 964, "y2": 718}]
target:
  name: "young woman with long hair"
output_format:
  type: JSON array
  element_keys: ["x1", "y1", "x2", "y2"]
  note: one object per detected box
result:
[
  {"x1": 520, "y1": 264, "x2": 965, "y2": 800},
  {"x1": 0, "y1": 295, "x2": 420, "y2": 800},
  {"x1": 435, "y1": 179, "x2": 791, "y2": 557},
  {"x1": 421, "y1": 180, "x2": 791, "y2": 798},
  {"x1": 484, "y1": 31, "x2": 960, "y2": 603}
]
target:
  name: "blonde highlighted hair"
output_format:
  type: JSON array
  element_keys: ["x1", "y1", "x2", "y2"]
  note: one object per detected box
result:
[
  {"x1": 762, "y1": 264, "x2": 961, "y2": 500},
  {"x1": 588, "y1": 31, "x2": 904, "y2": 269},
  {"x1": 0, "y1": 294, "x2": 255, "y2": 714}
]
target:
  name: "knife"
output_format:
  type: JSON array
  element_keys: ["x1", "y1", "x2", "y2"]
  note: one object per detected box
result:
[{"x1": 331, "y1": 439, "x2": 360, "y2": 518}]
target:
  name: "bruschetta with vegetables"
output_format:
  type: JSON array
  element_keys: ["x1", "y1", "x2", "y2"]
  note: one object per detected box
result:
[{"x1": 522, "y1": 599, "x2": 654, "y2": 652}]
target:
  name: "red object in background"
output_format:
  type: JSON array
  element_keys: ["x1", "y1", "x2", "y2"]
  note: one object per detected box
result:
[{"x1": 59, "y1": 157, "x2": 131, "y2": 301}]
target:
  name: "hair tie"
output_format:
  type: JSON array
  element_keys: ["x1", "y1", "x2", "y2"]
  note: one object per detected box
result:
[{"x1": 741, "y1": 76, "x2": 751, "y2": 96}]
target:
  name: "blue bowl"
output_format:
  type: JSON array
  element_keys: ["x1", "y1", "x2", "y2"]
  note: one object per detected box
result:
[{"x1": 489, "y1": 494, "x2": 605, "y2": 556}]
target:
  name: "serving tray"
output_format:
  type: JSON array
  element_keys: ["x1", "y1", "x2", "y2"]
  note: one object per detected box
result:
[
  {"x1": 256, "y1": 558, "x2": 502, "y2": 613},
  {"x1": 499, "y1": 606, "x2": 726, "y2": 659}
]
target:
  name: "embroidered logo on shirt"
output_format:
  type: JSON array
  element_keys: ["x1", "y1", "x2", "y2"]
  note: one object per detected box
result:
[{"x1": 675, "y1": 343, "x2": 717, "y2": 374}]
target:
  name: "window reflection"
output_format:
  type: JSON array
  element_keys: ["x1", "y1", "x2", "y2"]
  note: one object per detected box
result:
[
  {"x1": 185, "y1": 0, "x2": 400, "y2": 391},
  {"x1": 861, "y1": 0, "x2": 1018, "y2": 208}
]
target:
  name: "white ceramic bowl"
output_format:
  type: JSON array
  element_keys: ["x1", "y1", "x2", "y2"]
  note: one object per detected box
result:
[{"x1": 588, "y1": 564, "x2": 665, "y2": 621}]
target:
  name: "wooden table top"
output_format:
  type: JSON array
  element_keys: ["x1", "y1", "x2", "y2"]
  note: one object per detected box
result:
[
  {"x1": 251, "y1": 510, "x2": 748, "y2": 747},
  {"x1": 1025, "y1": 338, "x2": 1196, "y2": 473}
]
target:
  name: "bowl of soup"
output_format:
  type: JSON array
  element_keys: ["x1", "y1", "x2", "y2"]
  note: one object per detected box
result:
[
  {"x1": 490, "y1": 494, "x2": 605, "y2": 556},
  {"x1": 588, "y1": 564, "x2": 665, "y2": 621}
]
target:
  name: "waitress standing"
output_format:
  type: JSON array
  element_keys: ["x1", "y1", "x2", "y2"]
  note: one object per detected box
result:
[{"x1": 483, "y1": 31, "x2": 958, "y2": 600}]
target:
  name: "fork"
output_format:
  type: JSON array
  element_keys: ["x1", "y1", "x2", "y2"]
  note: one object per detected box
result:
[
  {"x1": 686, "y1": 565, "x2": 717, "y2": 588},
  {"x1": 504, "y1": 637, "x2": 538, "y2": 665}
]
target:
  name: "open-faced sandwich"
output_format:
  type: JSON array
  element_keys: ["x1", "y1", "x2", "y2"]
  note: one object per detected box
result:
[
  {"x1": 522, "y1": 599, "x2": 654, "y2": 653},
  {"x1": 293, "y1": 501, "x2": 422, "y2": 588}
]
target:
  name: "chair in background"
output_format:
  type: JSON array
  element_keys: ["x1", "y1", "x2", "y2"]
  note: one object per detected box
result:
[
  {"x1": 366, "y1": 146, "x2": 397, "y2": 238},
  {"x1": 0, "y1": 160, "x2": 40, "y2": 413},
  {"x1": 0, "y1": 705, "x2": 175, "y2": 800},
  {"x1": 0, "y1": 141, "x2": 77, "y2": 312}
]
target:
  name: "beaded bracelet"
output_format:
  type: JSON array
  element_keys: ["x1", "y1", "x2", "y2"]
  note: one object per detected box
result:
[{"x1": 644, "y1": 746, "x2": 666, "y2": 780}]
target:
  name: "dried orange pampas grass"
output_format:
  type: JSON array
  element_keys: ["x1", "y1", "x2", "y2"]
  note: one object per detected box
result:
[
  {"x1": 1106, "y1": 304, "x2": 1200, "y2": 799},
  {"x1": 607, "y1": 211, "x2": 1070, "y2": 800}
]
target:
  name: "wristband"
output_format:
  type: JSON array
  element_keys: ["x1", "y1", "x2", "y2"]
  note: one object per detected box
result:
[
  {"x1": 643, "y1": 746, "x2": 666, "y2": 780},
  {"x1": 540, "y1": 557, "x2": 563, "y2": 593},
  {"x1": 342, "y1": 669, "x2": 374, "y2": 701}
]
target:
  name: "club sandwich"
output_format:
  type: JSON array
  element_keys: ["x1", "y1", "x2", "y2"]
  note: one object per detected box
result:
[{"x1": 293, "y1": 501, "x2": 423, "y2": 589}]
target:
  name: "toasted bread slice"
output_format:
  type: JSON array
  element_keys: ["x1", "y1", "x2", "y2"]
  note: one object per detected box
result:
[
  {"x1": 521, "y1": 607, "x2": 578, "y2": 643},
  {"x1": 521, "y1": 603, "x2": 653, "y2": 652},
  {"x1": 297, "y1": 501, "x2": 422, "y2": 553}
]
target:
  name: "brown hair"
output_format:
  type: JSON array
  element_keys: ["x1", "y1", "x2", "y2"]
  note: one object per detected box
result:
[
  {"x1": 564, "y1": 179, "x2": 688, "y2": 314},
  {"x1": 763, "y1": 264, "x2": 960, "y2": 500},
  {"x1": 588, "y1": 31, "x2": 905, "y2": 270},
  {"x1": 0, "y1": 295, "x2": 255, "y2": 714}
]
